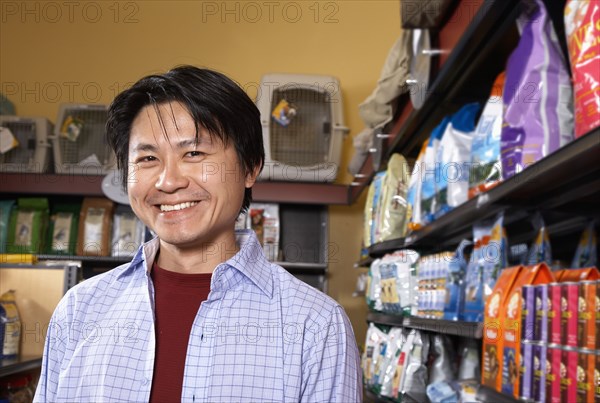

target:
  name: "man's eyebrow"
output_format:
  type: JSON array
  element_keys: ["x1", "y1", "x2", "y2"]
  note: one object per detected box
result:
[
  {"x1": 131, "y1": 143, "x2": 158, "y2": 153},
  {"x1": 131, "y1": 137, "x2": 213, "y2": 153},
  {"x1": 174, "y1": 137, "x2": 212, "y2": 149}
]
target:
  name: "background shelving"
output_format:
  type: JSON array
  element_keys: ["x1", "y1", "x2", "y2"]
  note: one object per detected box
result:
[
  {"x1": 366, "y1": 312, "x2": 483, "y2": 339},
  {"x1": 0, "y1": 356, "x2": 43, "y2": 378},
  {"x1": 367, "y1": 129, "x2": 600, "y2": 258}
]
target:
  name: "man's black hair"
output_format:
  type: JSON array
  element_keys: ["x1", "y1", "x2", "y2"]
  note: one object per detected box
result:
[{"x1": 106, "y1": 65, "x2": 264, "y2": 213}]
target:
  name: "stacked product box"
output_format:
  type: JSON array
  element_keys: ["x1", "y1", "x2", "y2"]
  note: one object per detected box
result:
[{"x1": 520, "y1": 267, "x2": 599, "y2": 403}]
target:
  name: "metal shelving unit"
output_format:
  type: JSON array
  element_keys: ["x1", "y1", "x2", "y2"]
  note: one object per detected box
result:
[
  {"x1": 367, "y1": 129, "x2": 600, "y2": 257},
  {"x1": 357, "y1": 1, "x2": 594, "y2": 402}
]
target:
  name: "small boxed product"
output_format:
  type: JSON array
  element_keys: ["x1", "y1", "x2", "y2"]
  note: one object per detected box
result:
[
  {"x1": 248, "y1": 203, "x2": 279, "y2": 262},
  {"x1": 481, "y1": 265, "x2": 523, "y2": 391}
]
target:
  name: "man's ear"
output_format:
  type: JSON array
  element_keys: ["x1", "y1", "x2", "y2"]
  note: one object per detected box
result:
[{"x1": 245, "y1": 165, "x2": 261, "y2": 188}]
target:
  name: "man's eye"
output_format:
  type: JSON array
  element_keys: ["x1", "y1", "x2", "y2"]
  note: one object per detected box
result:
[
  {"x1": 187, "y1": 151, "x2": 205, "y2": 157},
  {"x1": 136, "y1": 156, "x2": 157, "y2": 163}
]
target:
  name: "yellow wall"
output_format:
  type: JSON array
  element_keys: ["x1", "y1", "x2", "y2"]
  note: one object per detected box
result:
[{"x1": 1, "y1": 0, "x2": 401, "y2": 344}]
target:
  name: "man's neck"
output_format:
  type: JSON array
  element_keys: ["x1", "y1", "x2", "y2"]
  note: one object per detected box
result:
[{"x1": 155, "y1": 234, "x2": 240, "y2": 274}]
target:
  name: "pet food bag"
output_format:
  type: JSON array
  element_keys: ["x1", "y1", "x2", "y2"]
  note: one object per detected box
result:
[
  {"x1": 111, "y1": 205, "x2": 146, "y2": 258},
  {"x1": 77, "y1": 197, "x2": 114, "y2": 256},
  {"x1": 420, "y1": 117, "x2": 450, "y2": 226},
  {"x1": 0, "y1": 290, "x2": 21, "y2": 359},
  {"x1": 526, "y1": 213, "x2": 552, "y2": 266},
  {"x1": 501, "y1": 0, "x2": 574, "y2": 180},
  {"x1": 435, "y1": 102, "x2": 481, "y2": 219},
  {"x1": 406, "y1": 140, "x2": 428, "y2": 232},
  {"x1": 571, "y1": 221, "x2": 597, "y2": 268},
  {"x1": 463, "y1": 213, "x2": 508, "y2": 322},
  {"x1": 469, "y1": 72, "x2": 505, "y2": 199},
  {"x1": 47, "y1": 203, "x2": 80, "y2": 255},
  {"x1": 6, "y1": 198, "x2": 49, "y2": 254},
  {"x1": 377, "y1": 153, "x2": 410, "y2": 243},
  {"x1": 564, "y1": 0, "x2": 600, "y2": 137},
  {"x1": 0, "y1": 200, "x2": 15, "y2": 254}
]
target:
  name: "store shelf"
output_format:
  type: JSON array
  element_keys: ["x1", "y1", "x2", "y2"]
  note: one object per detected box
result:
[
  {"x1": 367, "y1": 312, "x2": 483, "y2": 339},
  {"x1": 387, "y1": 0, "x2": 521, "y2": 160},
  {"x1": 476, "y1": 385, "x2": 520, "y2": 403},
  {"x1": 37, "y1": 254, "x2": 130, "y2": 265},
  {"x1": 0, "y1": 355, "x2": 42, "y2": 378},
  {"x1": 0, "y1": 173, "x2": 351, "y2": 205},
  {"x1": 274, "y1": 261, "x2": 327, "y2": 275},
  {"x1": 367, "y1": 311, "x2": 405, "y2": 327},
  {"x1": 354, "y1": 256, "x2": 373, "y2": 268},
  {"x1": 364, "y1": 388, "x2": 391, "y2": 403},
  {"x1": 402, "y1": 316, "x2": 483, "y2": 339},
  {"x1": 367, "y1": 129, "x2": 600, "y2": 256}
]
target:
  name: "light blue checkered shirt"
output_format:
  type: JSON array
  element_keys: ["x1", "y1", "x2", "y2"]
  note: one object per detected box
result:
[{"x1": 34, "y1": 230, "x2": 362, "y2": 402}]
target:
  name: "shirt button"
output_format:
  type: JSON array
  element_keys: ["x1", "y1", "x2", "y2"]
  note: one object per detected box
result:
[{"x1": 142, "y1": 378, "x2": 150, "y2": 386}]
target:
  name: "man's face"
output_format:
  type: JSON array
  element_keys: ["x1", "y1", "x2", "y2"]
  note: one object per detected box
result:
[{"x1": 127, "y1": 101, "x2": 255, "y2": 250}]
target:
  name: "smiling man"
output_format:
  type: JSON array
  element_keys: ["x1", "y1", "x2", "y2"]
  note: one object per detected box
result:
[{"x1": 34, "y1": 66, "x2": 362, "y2": 403}]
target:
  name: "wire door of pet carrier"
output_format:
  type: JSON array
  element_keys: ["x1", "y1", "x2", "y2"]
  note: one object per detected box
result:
[
  {"x1": 52, "y1": 103, "x2": 115, "y2": 175},
  {"x1": 0, "y1": 116, "x2": 52, "y2": 173},
  {"x1": 257, "y1": 74, "x2": 348, "y2": 182}
]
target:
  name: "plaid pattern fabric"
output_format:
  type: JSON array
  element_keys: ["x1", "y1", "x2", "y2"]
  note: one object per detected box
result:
[{"x1": 34, "y1": 230, "x2": 362, "y2": 402}]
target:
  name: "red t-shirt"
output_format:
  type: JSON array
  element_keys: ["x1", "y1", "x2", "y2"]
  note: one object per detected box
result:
[{"x1": 149, "y1": 262, "x2": 212, "y2": 403}]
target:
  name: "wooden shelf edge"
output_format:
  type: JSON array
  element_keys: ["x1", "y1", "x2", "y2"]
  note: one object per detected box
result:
[
  {"x1": 0, "y1": 173, "x2": 353, "y2": 205},
  {"x1": 0, "y1": 355, "x2": 43, "y2": 378}
]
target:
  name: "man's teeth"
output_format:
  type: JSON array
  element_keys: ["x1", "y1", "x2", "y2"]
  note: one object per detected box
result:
[{"x1": 160, "y1": 201, "x2": 199, "y2": 212}]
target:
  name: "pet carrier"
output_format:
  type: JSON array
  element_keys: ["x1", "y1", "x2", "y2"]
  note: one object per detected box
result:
[
  {"x1": 0, "y1": 115, "x2": 52, "y2": 173},
  {"x1": 256, "y1": 73, "x2": 348, "y2": 182},
  {"x1": 52, "y1": 103, "x2": 115, "y2": 175}
]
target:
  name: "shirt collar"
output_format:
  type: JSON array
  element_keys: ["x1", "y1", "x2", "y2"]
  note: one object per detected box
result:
[{"x1": 133, "y1": 230, "x2": 273, "y2": 299}]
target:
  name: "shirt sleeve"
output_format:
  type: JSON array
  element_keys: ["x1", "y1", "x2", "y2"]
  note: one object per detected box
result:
[
  {"x1": 33, "y1": 303, "x2": 68, "y2": 403},
  {"x1": 300, "y1": 304, "x2": 363, "y2": 403}
]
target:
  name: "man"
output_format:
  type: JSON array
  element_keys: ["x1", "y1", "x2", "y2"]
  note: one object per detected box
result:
[{"x1": 34, "y1": 66, "x2": 362, "y2": 402}]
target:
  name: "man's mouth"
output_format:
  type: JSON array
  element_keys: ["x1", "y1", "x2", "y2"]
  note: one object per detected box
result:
[{"x1": 159, "y1": 201, "x2": 199, "y2": 212}]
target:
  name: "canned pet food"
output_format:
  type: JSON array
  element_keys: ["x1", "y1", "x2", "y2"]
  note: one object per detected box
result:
[
  {"x1": 596, "y1": 280, "x2": 600, "y2": 351},
  {"x1": 560, "y1": 346, "x2": 578, "y2": 403},
  {"x1": 546, "y1": 344, "x2": 562, "y2": 403},
  {"x1": 578, "y1": 281, "x2": 596, "y2": 349},
  {"x1": 520, "y1": 340, "x2": 534, "y2": 400},
  {"x1": 561, "y1": 282, "x2": 579, "y2": 347},
  {"x1": 522, "y1": 285, "x2": 536, "y2": 341},
  {"x1": 595, "y1": 350, "x2": 600, "y2": 403},
  {"x1": 576, "y1": 348, "x2": 595, "y2": 403},
  {"x1": 534, "y1": 284, "x2": 548, "y2": 342},
  {"x1": 548, "y1": 283, "x2": 561, "y2": 345},
  {"x1": 532, "y1": 342, "x2": 546, "y2": 403}
]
